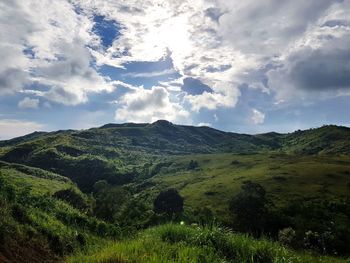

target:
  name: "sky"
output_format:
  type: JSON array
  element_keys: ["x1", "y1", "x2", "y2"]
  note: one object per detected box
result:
[{"x1": 1, "y1": 0, "x2": 350, "y2": 139}]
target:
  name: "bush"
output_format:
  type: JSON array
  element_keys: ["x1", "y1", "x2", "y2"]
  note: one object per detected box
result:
[
  {"x1": 154, "y1": 188, "x2": 184, "y2": 216},
  {"x1": 53, "y1": 188, "x2": 90, "y2": 212},
  {"x1": 188, "y1": 160, "x2": 199, "y2": 170},
  {"x1": 278, "y1": 227, "x2": 296, "y2": 247}
]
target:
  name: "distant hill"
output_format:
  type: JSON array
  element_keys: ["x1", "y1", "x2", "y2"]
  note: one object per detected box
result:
[
  {"x1": 1, "y1": 121, "x2": 350, "y2": 155},
  {"x1": 0, "y1": 121, "x2": 349, "y2": 191}
]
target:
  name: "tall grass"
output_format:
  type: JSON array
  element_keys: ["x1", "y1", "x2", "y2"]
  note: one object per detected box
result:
[{"x1": 67, "y1": 223, "x2": 350, "y2": 263}]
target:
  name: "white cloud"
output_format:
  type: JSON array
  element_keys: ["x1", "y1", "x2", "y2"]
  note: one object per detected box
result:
[
  {"x1": 72, "y1": 0, "x2": 344, "y2": 111},
  {"x1": 115, "y1": 86, "x2": 189, "y2": 123},
  {"x1": 0, "y1": 0, "x2": 114, "y2": 105},
  {"x1": 1, "y1": 0, "x2": 350, "y2": 117},
  {"x1": 0, "y1": 119, "x2": 44, "y2": 140},
  {"x1": 185, "y1": 89, "x2": 240, "y2": 112},
  {"x1": 197, "y1": 122, "x2": 212, "y2": 127},
  {"x1": 18, "y1": 97, "x2": 40, "y2": 109},
  {"x1": 251, "y1": 109, "x2": 265, "y2": 125},
  {"x1": 123, "y1": 69, "x2": 177, "y2": 78},
  {"x1": 74, "y1": 0, "x2": 253, "y2": 110}
]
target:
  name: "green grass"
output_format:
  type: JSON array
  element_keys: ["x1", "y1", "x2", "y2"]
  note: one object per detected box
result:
[
  {"x1": 0, "y1": 166, "x2": 120, "y2": 262},
  {"x1": 0, "y1": 165, "x2": 73, "y2": 194},
  {"x1": 67, "y1": 224, "x2": 350, "y2": 263},
  {"x1": 142, "y1": 153, "x2": 350, "y2": 221}
]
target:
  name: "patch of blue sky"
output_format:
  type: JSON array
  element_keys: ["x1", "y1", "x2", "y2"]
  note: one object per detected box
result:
[
  {"x1": 93, "y1": 15, "x2": 121, "y2": 49},
  {"x1": 99, "y1": 52, "x2": 181, "y2": 88},
  {"x1": 23, "y1": 46, "x2": 35, "y2": 59}
]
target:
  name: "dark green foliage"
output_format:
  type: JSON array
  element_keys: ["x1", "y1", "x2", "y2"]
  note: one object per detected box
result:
[
  {"x1": 154, "y1": 188, "x2": 184, "y2": 216},
  {"x1": 188, "y1": 160, "x2": 199, "y2": 170},
  {"x1": 93, "y1": 184, "x2": 129, "y2": 222},
  {"x1": 53, "y1": 188, "x2": 90, "y2": 212},
  {"x1": 29, "y1": 152, "x2": 123, "y2": 192},
  {"x1": 2, "y1": 143, "x2": 37, "y2": 162},
  {"x1": 282, "y1": 198, "x2": 350, "y2": 255},
  {"x1": 117, "y1": 198, "x2": 154, "y2": 229},
  {"x1": 229, "y1": 181, "x2": 270, "y2": 236}
]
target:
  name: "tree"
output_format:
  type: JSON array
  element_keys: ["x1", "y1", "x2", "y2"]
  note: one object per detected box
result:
[
  {"x1": 153, "y1": 188, "x2": 183, "y2": 215},
  {"x1": 188, "y1": 160, "x2": 199, "y2": 170},
  {"x1": 229, "y1": 181, "x2": 269, "y2": 235},
  {"x1": 94, "y1": 186, "x2": 129, "y2": 222}
]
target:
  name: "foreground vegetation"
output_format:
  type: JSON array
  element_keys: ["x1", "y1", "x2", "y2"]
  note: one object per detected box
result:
[
  {"x1": 68, "y1": 224, "x2": 349, "y2": 263},
  {"x1": 0, "y1": 168, "x2": 119, "y2": 262}
]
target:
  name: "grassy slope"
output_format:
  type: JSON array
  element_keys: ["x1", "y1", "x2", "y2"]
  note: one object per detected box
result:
[
  {"x1": 67, "y1": 224, "x2": 349, "y2": 263},
  {"x1": 137, "y1": 153, "x2": 350, "y2": 222},
  {"x1": 0, "y1": 161, "x2": 73, "y2": 194},
  {"x1": 0, "y1": 163, "x2": 119, "y2": 263}
]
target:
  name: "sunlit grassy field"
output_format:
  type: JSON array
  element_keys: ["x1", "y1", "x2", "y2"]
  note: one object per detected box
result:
[
  {"x1": 0, "y1": 162, "x2": 73, "y2": 194},
  {"x1": 145, "y1": 153, "x2": 350, "y2": 221}
]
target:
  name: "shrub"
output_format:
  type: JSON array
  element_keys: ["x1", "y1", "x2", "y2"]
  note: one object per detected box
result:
[
  {"x1": 278, "y1": 227, "x2": 296, "y2": 247},
  {"x1": 154, "y1": 188, "x2": 183, "y2": 216},
  {"x1": 188, "y1": 160, "x2": 199, "y2": 170},
  {"x1": 53, "y1": 188, "x2": 90, "y2": 212}
]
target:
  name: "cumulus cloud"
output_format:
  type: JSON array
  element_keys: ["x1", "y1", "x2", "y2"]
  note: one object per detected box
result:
[
  {"x1": 251, "y1": 109, "x2": 265, "y2": 125},
  {"x1": 115, "y1": 86, "x2": 189, "y2": 123},
  {"x1": 2, "y1": 0, "x2": 350, "y2": 125},
  {"x1": 72, "y1": 0, "x2": 345, "y2": 112},
  {"x1": 217, "y1": 0, "x2": 338, "y2": 55},
  {"x1": 0, "y1": 0, "x2": 114, "y2": 105},
  {"x1": 185, "y1": 88, "x2": 240, "y2": 112},
  {"x1": 268, "y1": 1, "x2": 350, "y2": 101},
  {"x1": 268, "y1": 45, "x2": 350, "y2": 100},
  {"x1": 74, "y1": 0, "x2": 255, "y2": 110},
  {"x1": 18, "y1": 97, "x2": 40, "y2": 109},
  {"x1": 0, "y1": 119, "x2": 44, "y2": 140}
]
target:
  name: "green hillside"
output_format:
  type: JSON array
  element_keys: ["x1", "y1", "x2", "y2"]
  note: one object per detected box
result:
[
  {"x1": 0, "y1": 163, "x2": 120, "y2": 262},
  {"x1": 1, "y1": 122, "x2": 350, "y2": 262},
  {"x1": 134, "y1": 153, "x2": 350, "y2": 220}
]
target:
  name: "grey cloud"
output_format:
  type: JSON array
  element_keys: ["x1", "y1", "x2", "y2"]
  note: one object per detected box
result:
[
  {"x1": 182, "y1": 77, "x2": 213, "y2": 95},
  {"x1": 322, "y1": 19, "x2": 350, "y2": 28},
  {"x1": 289, "y1": 48, "x2": 350, "y2": 91},
  {"x1": 0, "y1": 68, "x2": 28, "y2": 94},
  {"x1": 218, "y1": 0, "x2": 339, "y2": 54},
  {"x1": 268, "y1": 36, "x2": 350, "y2": 99},
  {"x1": 205, "y1": 64, "x2": 231, "y2": 73},
  {"x1": 45, "y1": 86, "x2": 85, "y2": 105},
  {"x1": 35, "y1": 41, "x2": 93, "y2": 81},
  {"x1": 205, "y1": 8, "x2": 225, "y2": 22}
]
